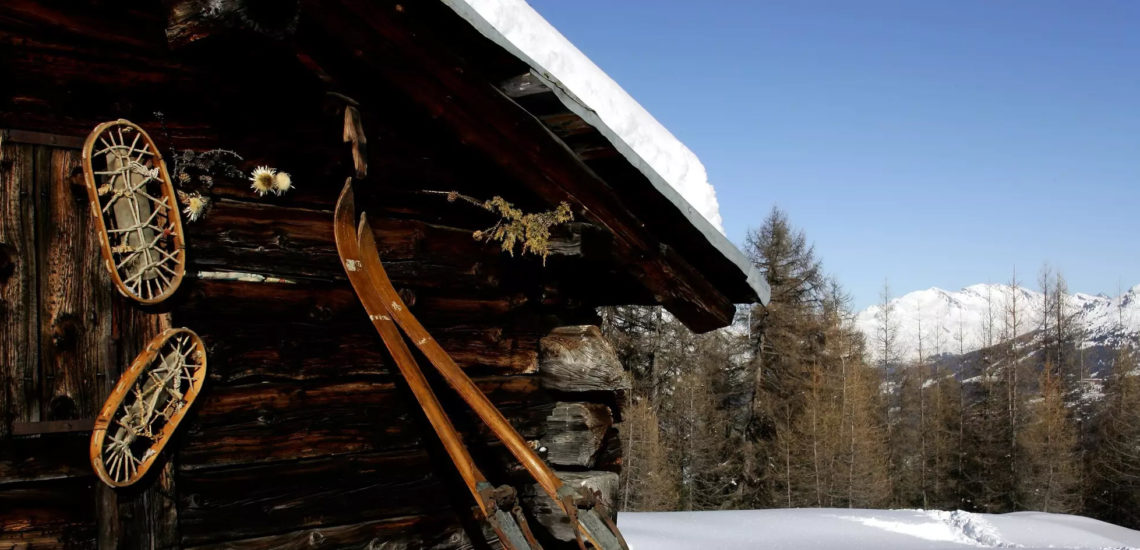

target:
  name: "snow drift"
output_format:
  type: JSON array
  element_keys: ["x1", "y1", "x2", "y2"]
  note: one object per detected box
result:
[{"x1": 619, "y1": 508, "x2": 1140, "y2": 549}]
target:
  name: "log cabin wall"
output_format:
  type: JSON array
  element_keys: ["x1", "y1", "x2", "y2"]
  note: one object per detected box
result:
[{"x1": 1, "y1": 2, "x2": 635, "y2": 548}]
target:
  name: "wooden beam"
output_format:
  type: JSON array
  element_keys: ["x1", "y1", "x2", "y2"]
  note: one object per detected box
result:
[
  {"x1": 10, "y1": 419, "x2": 94, "y2": 435},
  {"x1": 543, "y1": 402, "x2": 613, "y2": 468},
  {"x1": 0, "y1": 129, "x2": 84, "y2": 149},
  {"x1": 538, "y1": 326, "x2": 628, "y2": 393},
  {"x1": 165, "y1": 0, "x2": 301, "y2": 48}
]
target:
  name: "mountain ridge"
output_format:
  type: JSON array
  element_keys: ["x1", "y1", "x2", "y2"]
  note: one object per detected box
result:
[{"x1": 853, "y1": 283, "x2": 1140, "y2": 363}]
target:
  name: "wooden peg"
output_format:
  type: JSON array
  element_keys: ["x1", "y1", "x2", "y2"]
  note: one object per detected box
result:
[{"x1": 343, "y1": 105, "x2": 367, "y2": 179}]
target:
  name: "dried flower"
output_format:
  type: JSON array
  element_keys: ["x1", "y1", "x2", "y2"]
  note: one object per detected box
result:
[
  {"x1": 249, "y1": 166, "x2": 276, "y2": 196},
  {"x1": 177, "y1": 172, "x2": 192, "y2": 184},
  {"x1": 273, "y1": 171, "x2": 293, "y2": 195},
  {"x1": 182, "y1": 194, "x2": 209, "y2": 222}
]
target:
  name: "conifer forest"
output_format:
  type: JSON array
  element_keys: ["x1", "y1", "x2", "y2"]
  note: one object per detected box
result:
[{"x1": 608, "y1": 207, "x2": 1140, "y2": 530}]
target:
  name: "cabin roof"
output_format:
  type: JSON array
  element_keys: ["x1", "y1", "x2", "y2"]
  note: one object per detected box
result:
[
  {"x1": 444, "y1": 0, "x2": 771, "y2": 311},
  {"x1": 8, "y1": 0, "x2": 768, "y2": 332}
]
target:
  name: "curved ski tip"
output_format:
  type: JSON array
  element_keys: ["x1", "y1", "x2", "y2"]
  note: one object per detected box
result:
[
  {"x1": 357, "y1": 212, "x2": 373, "y2": 243},
  {"x1": 336, "y1": 177, "x2": 355, "y2": 213}
]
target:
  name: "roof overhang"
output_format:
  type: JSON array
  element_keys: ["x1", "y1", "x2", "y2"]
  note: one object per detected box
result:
[{"x1": 442, "y1": 0, "x2": 771, "y2": 308}]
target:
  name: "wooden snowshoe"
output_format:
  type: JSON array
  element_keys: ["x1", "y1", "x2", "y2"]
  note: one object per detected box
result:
[
  {"x1": 334, "y1": 179, "x2": 628, "y2": 550},
  {"x1": 90, "y1": 328, "x2": 207, "y2": 487},
  {"x1": 81, "y1": 119, "x2": 186, "y2": 304}
]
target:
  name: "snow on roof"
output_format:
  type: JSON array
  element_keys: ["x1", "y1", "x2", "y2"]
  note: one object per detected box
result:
[{"x1": 442, "y1": 0, "x2": 771, "y2": 305}]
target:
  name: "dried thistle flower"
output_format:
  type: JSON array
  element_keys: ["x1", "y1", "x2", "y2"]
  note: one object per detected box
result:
[
  {"x1": 180, "y1": 193, "x2": 209, "y2": 222},
  {"x1": 273, "y1": 171, "x2": 293, "y2": 195},
  {"x1": 249, "y1": 166, "x2": 276, "y2": 196}
]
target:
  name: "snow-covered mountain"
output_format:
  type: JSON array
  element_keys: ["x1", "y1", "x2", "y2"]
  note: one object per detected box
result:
[{"x1": 854, "y1": 283, "x2": 1140, "y2": 363}]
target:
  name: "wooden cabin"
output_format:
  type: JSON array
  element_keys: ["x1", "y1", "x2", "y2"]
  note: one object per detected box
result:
[{"x1": 0, "y1": 1, "x2": 769, "y2": 548}]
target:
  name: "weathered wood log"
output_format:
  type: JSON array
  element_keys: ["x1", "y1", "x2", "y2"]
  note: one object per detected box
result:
[
  {"x1": 184, "y1": 197, "x2": 594, "y2": 287},
  {"x1": 0, "y1": 478, "x2": 97, "y2": 548},
  {"x1": 0, "y1": 142, "x2": 39, "y2": 436},
  {"x1": 539, "y1": 326, "x2": 629, "y2": 392},
  {"x1": 178, "y1": 316, "x2": 540, "y2": 383},
  {"x1": 176, "y1": 449, "x2": 456, "y2": 546},
  {"x1": 177, "y1": 376, "x2": 553, "y2": 469},
  {"x1": 179, "y1": 270, "x2": 581, "y2": 334},
  {"x1": 543, "y1": 402, "x2": 613, "y2": 468},
  {"x1": 0, "y1": 434, "x2": 91, "y2": 486},
  {"x1": 184, "y1": 514, "x2": 478, "y2": 550},
  {"x1": 521, "y1": 470, "x2": 620, "y2": 543}
]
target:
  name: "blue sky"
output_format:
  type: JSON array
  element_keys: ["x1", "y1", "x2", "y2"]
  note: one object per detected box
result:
[{"x1": 528, "y1": 1, "x2": 1140, "y2": 310}]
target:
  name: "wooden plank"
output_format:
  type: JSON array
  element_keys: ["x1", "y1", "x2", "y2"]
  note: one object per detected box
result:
[
  {"x1": 0, "y1": 141, "x2": 39, "y2": 437},
  {"x1": 10, "y1": 418, "x2": 94, "y2": 435},
  {"x1": 36, "y1": 146, "x2": 114, "y2": 422},
  {"x1": 0, "y1": 129, "x2": 84, "y2": 149}
]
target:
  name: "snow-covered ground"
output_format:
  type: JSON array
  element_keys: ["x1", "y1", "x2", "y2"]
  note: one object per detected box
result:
[
  {"x1": 855, "y1": 284, "x2": 1140, "y2": 363},
  {"x1": 619, "y1": 508, "x2": 1140, "y2": 549}
]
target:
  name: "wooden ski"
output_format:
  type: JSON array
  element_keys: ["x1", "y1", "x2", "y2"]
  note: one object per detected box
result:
[
  {"x1": 335, "y1": 179, "x2": 628, "y2": 550},
  {"x1": 334, "y1": 179, "x2": 542, "y2": 550}
]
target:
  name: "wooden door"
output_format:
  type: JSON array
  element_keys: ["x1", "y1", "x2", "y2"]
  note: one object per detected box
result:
[{"x1": 1, "y1": 131, "x2": 176, "y2": 549}]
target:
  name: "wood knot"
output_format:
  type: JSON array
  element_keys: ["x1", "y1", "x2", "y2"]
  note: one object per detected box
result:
[{"x1": 49, "y1": 394, "x2": 78, "y2": 420}]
